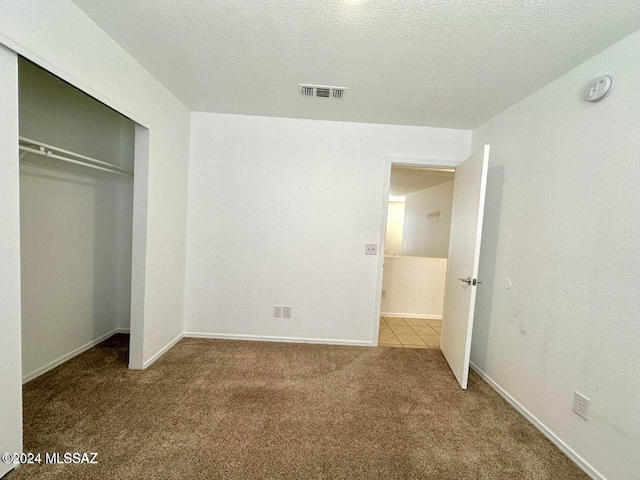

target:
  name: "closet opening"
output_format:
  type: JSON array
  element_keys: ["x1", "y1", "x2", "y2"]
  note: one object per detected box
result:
[
  {"x1": 377, "y1": 166, "x2": 455, "y2": 349},
  {"x1": 18, "y1": 57, "x2": 141, "y2": 382}
]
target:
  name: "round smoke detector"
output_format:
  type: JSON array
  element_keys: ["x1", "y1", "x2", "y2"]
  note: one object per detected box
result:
[{"x1": 585, "y1": 75, "x2": 614, "y2": 102}]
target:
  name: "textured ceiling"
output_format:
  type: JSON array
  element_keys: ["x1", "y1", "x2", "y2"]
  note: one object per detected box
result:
[
  {"x1": 71, "y1": 0, "x2": 640, "y2": 128},
  {"x1": 390, "y1": 167, "x2": 454, "y2": 197}
]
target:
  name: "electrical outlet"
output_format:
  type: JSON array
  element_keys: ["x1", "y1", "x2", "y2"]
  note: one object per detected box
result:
[
  {"x1": 274, "y1": 306, "x2": 282, "y2": 317},
  {"x1": 282, "y1": 306, "x2": 291, "y2": 318},
  {"x1": 572, "y1": 392, "x2": 590, "y2": 420},
  {"x1": 365, "y1": 243, "x2": 378, "y2": 255}
]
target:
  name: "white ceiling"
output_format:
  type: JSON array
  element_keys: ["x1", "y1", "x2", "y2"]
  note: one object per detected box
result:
[
  {"x1": 71, "y1": 0, "x2": 640, "y2": 129},
  {"x1": 390, "y1": 167, "x2": 454, "y2": 197}
]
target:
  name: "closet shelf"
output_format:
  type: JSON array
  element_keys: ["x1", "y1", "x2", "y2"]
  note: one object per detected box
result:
[{"x1": 18, "y1": 136, "x2": 133, "y2": 177}]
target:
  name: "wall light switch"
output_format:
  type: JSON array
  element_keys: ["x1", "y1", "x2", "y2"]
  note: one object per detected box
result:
[
  {"x1": 283, "y1": 306, "x2": 291, "y2": 318},
  {"x1": 274, "y1": 306, "x2": 282, "y2": 317},
  {"x1": 365, "y1": 243, "x2": 378, "y2": 255}
]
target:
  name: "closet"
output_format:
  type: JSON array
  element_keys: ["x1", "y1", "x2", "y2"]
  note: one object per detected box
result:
[{"x1": 18, "y1": 58, "x2": 135, "y2": 382}]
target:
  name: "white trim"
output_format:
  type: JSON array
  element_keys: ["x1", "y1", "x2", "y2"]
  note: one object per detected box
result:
[
  {"x1": 385, "y1": 156, "x2": 460, "y2": 168},
  {"x1": 2, "y1": 463, "x2": 21, "y2": 476},
  {"x1": 0, "y1": 34, "x2": 150, "y2": 128},
  {"x1": 22, "y1": 330, "x2": 120, "y2": 384},
  {"x1": 184, "y1": 332, "x2": 373, "y2": 347},
  {"x1": 127, "y1": 124, "x2": 151, "y2": 371},
  {"x1": 470, "y1": 362, "x2": 605, "y2": 480},
  {"x1": 115, "y1": 328, "x2": 131, "y2": 334},
  {"x1": 141, "y1": 333, "x2": 184, "y2": 369},
  {"x1": 381, "y1": 313, "x2": 442, "y2": 320}
]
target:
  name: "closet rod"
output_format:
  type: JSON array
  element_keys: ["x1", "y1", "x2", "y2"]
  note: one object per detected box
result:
[{"x1": 18, "y1": 137, "x2": 133, "y2": 177}]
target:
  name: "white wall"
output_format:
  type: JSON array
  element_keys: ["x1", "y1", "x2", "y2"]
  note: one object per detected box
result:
[
  {"x1": 18, "y1": 59, "x2": 134, "y2": 170},
  {"x1": 185, "y1": 113, "x2": 470, "y2": 343},
  {"x1": 0, "y1": 0, "x2": 191, "y2": 371},
  {"x1": 402, "y1": 181, "x2": 454, "y2": 258},
  {"x1": 19, "y1": 165, "x2": 133, "y2": 381},
  {"x1": 384, "y1": 201, "x2": 405, "y2": 255},
  {"x1": 471, "y1": 29, "x2": 640, "y2": 480},
  {"x1": 116, "y1": 180, "x2": 134, "y2": 330},
  {"x1": 381, "y1": 256, "x2": 447, "y2": 318},
  {"x1": 0, "y1": 44, "x2": 22, "y2": 479}
]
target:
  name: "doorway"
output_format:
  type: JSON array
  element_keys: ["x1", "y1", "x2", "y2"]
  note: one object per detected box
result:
[
  {"x1": 17, "y1": 56, "x2": 144, "y2": 381},
  {"x1": 378, "y1": 166, "x2": 455, "y2": 349},
  {"x1": 373, "y1": 147, "x2": 490, "y2": 389}
]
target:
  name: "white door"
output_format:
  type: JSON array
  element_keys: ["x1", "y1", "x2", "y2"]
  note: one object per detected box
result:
[
  {"x1": 440, "y1": 145, "x2": 490, "y2": 389},
  {"x1": 0, "y1": 45, "x2": 23, "y2": 477}
]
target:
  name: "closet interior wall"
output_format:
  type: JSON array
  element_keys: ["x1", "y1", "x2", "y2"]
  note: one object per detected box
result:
[{"x1": 19, "y1": 58, "x2": 135, "y2": 382}]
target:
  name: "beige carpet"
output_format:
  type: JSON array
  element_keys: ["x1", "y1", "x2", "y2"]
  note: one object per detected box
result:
[{"x1": 8, "y1": 334, "x2": 586, "y2": 479}]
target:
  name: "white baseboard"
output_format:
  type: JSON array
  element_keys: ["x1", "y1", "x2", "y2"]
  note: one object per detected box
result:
[
  {"x1": 22, "y1": 329, "x2": 120, "y2": 384},
  {"x1": 380, "y1": 312, "x2": 442, "y2": 320},
  {"x1": 183, "y1": 332, "x2": 372, "y2": 347},
  {"x1": 20, "y1": 328, "x2": 368, "y2": 383},
  {"x1": 142, "y1": 333, "x2": 184, "y2": 369},
  {"x1": 0, "y1": 462, "x2": 19, "y2": 478},
  {"x1": 469, "y1": 362, "x2": 605, "y2": 480}
]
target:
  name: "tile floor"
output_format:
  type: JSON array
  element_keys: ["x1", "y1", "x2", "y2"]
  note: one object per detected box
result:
[{"x1": 378, "y1": 317, "x2": 442, "y2": 349}]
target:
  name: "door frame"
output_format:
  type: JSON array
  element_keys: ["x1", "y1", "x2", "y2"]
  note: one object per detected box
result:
[
  {"x1": 0, "y1": 38, "x2": 150, "y2": 370},
  {"x1": 372, "y1": 155, "x2": 460, "y2": 345}
]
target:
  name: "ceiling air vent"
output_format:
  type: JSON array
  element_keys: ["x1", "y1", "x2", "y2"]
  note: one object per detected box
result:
[{"x1": 299, "y1": 84, "x2": 347, "y2": 100}]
